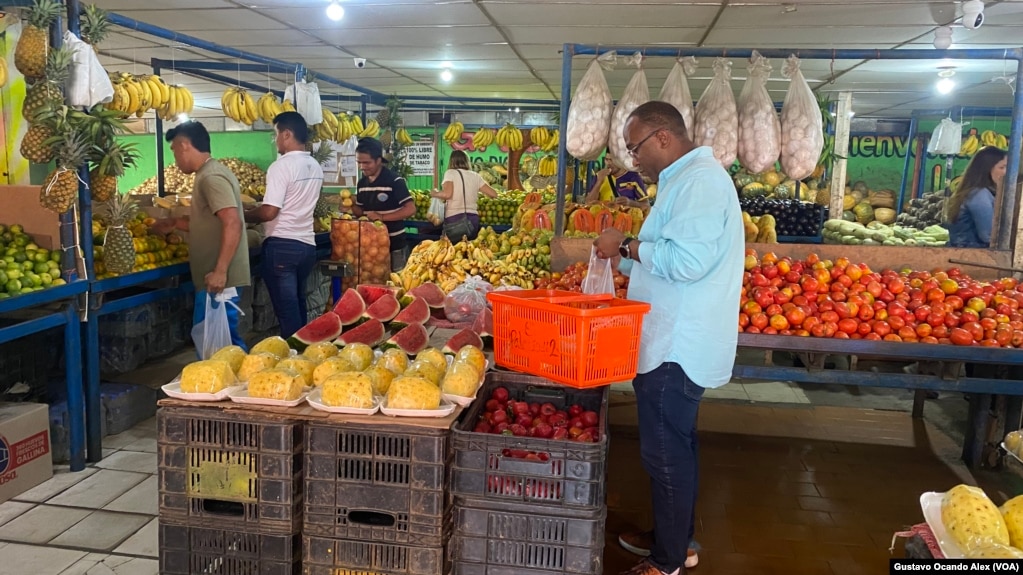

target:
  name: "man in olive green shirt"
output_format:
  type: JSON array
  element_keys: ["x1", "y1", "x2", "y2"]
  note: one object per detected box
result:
[{"x1": 153, "y1": 121, "x2": 250, "y2": 349}]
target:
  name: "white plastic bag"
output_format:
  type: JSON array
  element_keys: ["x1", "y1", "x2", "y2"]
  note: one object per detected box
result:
[
  {"x1": 444, "y1": 276, "x2": 494, "y2": 324},
  {"x1": 285, "y1": 80, "x2": 323, "y2": 124},
  {"x1": 427, "y1": 197, "x2": 445, "y2": 226},
  {"x1": 191, "y1": 290, "x2": 241, "y2": 360},
  {"x1": 63, "y1": 31, "x2": 113, "y2": 107},
  {"x1": 780, "y1": 55, "x2": 824, "y2": 180},
  {"x1": 694, "y1": 58, "x2": 739, "y2": 169},
  {"x1": 928, "y1": 118, "x2": 964, "y2": 155},
  {"x1": 737, "y1": 51, "x2": 781, "y2": 174},
  {"x1": 659, "y1": 57, "x2": 697, "y2": 135},
  {"x1": 608, "y1": 53, "x2": 650, "y2": 170},
  {"x1": 566, "y1": 52, "x2": 616, "y2": 162},
  {"x1": 581, "y1": 247, "x2": 614, "y2": 296}
]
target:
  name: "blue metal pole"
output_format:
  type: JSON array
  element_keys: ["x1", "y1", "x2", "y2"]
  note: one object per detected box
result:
[
  {"x1": 996, "y1": 56, "x2": 1023, "y2": 251},
  {"x1": 898, "y1": 115, "x2": 918, "y2": 214},
  {"x1": 64, "y1": 303, "x2": 86, "y2": 471},
  {"x1": 152, "y1": 60, "x2": 166, "y2": 196},
  {"x1": 554, "y1": 44, "x2": 572, "y2": 237},
  {"x1": 360, "y1": 97, "x2": 367, "y2": 125},
  {"x1": 917, "y1": 137, "x2": 931, "y2": 198},
  {"x1": 567, "y1": 45, "x2": 1023, "y2": 62},
  {"x1": 150, "y1": 59, "x2": 295, "y2": 75}
]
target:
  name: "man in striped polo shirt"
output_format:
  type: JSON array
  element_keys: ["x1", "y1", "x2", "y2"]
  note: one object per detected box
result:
[{"x1": 352, "y1": 137, "x2": 416, "y2": 271}]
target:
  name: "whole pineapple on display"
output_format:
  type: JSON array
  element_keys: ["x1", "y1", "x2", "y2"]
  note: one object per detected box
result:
[
  {"x1": 23, "y1": 47, "x2": 73, "y2": 120},
  {"x1": 40, "y1": 129, "x2": 91, "y2": 214},
  {"x1": 15, "y1": 0, "x2": 61, "y2": 80},
  {"x1": 20, "y1": 103, "x2": 64, "y2": 164},
  {"x1": 79, "y1": 4, "x2": 111, "y2": 47},
  {"x1": 100, "y1": 193, "x2": 138, "y2": 275},
  {"x1": 90, "y1": 141, "x2": 139, "y2": 202}
]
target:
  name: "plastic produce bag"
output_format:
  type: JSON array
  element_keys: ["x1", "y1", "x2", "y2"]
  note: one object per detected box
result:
[
  {"x1": 928, "y1": 118, "x2": 964, "y2": 155},
  {"x1": 191, "y1": 290, "x2": 242, "y2": 360},
  {"x1": 285, "y1": 80, "x2": 323, "y2": 124},
  {"x1": 427, "y1": 197, "x2": 445, "y2": 226},
  {"x1": 566, "y1": 51, "x2": 616, "y2": 161},
  {"x1": 780, "y1": 55, "x2": 824, "y2": 180},
  {"x1": 694, "y1": 58, "x2": 738, "y2": 169},
  {"x1": 444, "y1": 276, "x2": 494, "y2": 324},
  {"x1": 608, "y1": 53, "x2": 650, "y2": 170},
  {"x1": 659, "y1": 56, "x2": 697, "y2": 134},
  {"x1": 737, "y1": 51, "x2": 781, "y2": 174},
  {"x1": 63, "y1": 31, "x2": 113, "y2": 107},
  {"x1": 581, "y1": 247, "x2": 614, "y2": 296}
]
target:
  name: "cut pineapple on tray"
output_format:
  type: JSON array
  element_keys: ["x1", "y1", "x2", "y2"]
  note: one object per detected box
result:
[
  {"x1": 307, "y1": 387, "x2": 381, "y2": 415},
  {"x1": 921, "y1": 485, "x2": 1017, "y2": 559}
]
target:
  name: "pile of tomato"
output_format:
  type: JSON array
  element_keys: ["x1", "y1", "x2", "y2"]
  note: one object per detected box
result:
[
  {"x1": 739, "y1": 250, "x2": 1023, "y2": 347},
  {"x1": 533, "y1": 261, "x2": 629, "y2": 299}
]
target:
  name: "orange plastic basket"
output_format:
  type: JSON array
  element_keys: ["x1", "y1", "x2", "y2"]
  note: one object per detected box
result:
[{"x1": 486, "y1": 289, "x2": 651, "y2": 388}]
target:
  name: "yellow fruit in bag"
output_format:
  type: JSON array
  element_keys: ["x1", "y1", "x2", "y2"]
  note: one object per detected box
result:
[
  {"x1": 386, "y1": 376, "x2": 441, "y2": 410},
  {"x1": 250, "y1": 336, "x2": 290, "y2": 359},
  {"x1": 1001, "y1": 495, "x2": 1023, "y2": 548},
  {"x1": 180, "y1": 360, "x2": 236, "y2": 394},
  {"x1": 363, "y1": 365, "x2": 396, "y2": 396},
  {"x1": 405, "y1": 360, "x2": 444, "y2": 386},
  {"x1": 942, "y1": 484, "x2": 1010, "y2": 553},
  {"x1": 238, "y1": 352, "x2": 280, "y2": 382},
  {"x1": 441, "y1": 363, "x2": 481, "y2": 398},
  {"x1": 303, "y1": 342, "x2": 338, "y2": 362},
  {"x1": 967, "y1": 543, "x2": 1023, "y2": 559},
  {"x1": 321, "y1": 372, "x2": 375, "y2": 409},
  {"x1": 313, "y1": 357, "x2": 358, "y2": 387},
  {"x1": 375, "y1": 348, "x2": 410, "y2": 376},
  {"x1": 338, "y1": 343, "x2": 374, "y2": 371},
  {"x1": 277, "y1": 357, "x2": 316, "y2": 388},
  {"x1": 211, "y1": 346, "x2": 246, "y2": 374},
  {"x1": 248, "y1": 368, "x2": 305, "y2": 401}
]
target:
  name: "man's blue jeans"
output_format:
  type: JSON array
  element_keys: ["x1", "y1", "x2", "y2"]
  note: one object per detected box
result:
[
  {"x1": 261, "y1": 237, "x2": 317, "y2": 339},
  {"x1": 633, "y1": 362, "x2": 703, "y2": 573},
  {"x1": 193, "y1": 289, "x2": 246, "y2": 356}
]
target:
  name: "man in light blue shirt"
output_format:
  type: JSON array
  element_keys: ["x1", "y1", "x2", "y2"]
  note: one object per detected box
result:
[{"x1": 594, "y1": 101, "x2": 744, "y2": 575}]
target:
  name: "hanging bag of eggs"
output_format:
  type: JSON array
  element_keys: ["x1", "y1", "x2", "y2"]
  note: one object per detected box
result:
[
  {"x1": 658, "y1": 56, "x2": 698, "y2": 136},
  {"x1": 780, "y1": 55, "x2": 824, "y2": 180},
  {"x1": 608, "y1": 52, "x2": 650, "y2": 171},
  {"x1": 737, "y1": 51, "x2": 781, "y2": 175},
  {"x1": 693, "y1": 58, "x2": 738, "y2": 169},
  {"x1": 566, "y1": 51, "x2": 617, "y2": 161}
]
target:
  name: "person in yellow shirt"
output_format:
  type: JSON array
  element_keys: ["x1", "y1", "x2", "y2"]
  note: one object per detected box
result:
[{"x1": 584, "y1": 152, "x2": 650, "y2": 210}]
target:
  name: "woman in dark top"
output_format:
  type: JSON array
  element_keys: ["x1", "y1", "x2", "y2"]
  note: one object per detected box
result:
[{"x1": 946, "y1": 146, "x2": 1006, "y2": 248}]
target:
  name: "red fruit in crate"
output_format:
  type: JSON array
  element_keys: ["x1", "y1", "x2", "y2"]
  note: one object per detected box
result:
[
  {"x1": 577, "y1": 431, "x2": 595, "y2": 443},
  {"x1": 494, "y1": 422, "x2": 509, "y2": 434},
  {"x1": 491, "y1": 387, "x2": 509, "y2": 402},
  {"x1": 492, "y1": 410, "x2": 508, "y2": 424},
  {"x1": 513, "y1": 402, "x2": 530, "y2": 415},
  {"x1": 549, "y1": 412, "x2": 568, "y2": 427},
  {"x1": 552, "y1": 427, "x2": 568, "y2": 440},
  {"x1": 533, "y1": 423, "x2": 553, "y2": 438},
  {"x1": 581, "y1": 411, "x2": 599, "y2": 427},
  {"x1": 529, "y1": 403, "x2": 541, "y2": 416},
  {"x1": 516, "y1": 414, "x2": 533, "y2": 428},
  {"x1": 485, "y1": 399, "x2": 501, "y2": 412},
  {"x1": 540, "y1": 403, "x2": 557, "y2": 416},
  {"x1": 568, "y1": 405, "x2": 583, "y2": 417},
  {"x1": 475, "y1": 422, "x2": 491, "y2": 433},
  {"x1": 510, "y1": 424, "x2": 528, "y2": 437}
]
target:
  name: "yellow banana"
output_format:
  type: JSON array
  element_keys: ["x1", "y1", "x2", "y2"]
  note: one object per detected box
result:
[
  {"x1": 322, "y1": 108, "x2": 337, "y2": 130},
  {"x1": 282, "y1": 99, "x2": 296, "y2": 112},
  {"x1": 123, "y1": 82, "x2": 140, "y2": 114},
  {"x1": 350, "y1": 114, "x2": 364, "y2": 134},
  {"x1": 243, "y1": 91, "x2": 258, "y2": 124}
]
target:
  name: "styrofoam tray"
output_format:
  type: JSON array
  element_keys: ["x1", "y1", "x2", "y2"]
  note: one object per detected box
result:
[
  {"x1": 162, "y1": 380, "x2": 243, "y2": 402},
  {"x1": 442, "y1": 360, "x2": 489, "y2": 407},
  {"x1": 227, "y1": 387, "x2": 308, "y2": 407},
  {"x1": 920, "y1": 491, "x2": 964, "y2": 559},
  {"x1": 380, "y1": 397, "x2": 457, "y2": 418},
  {"x1": 307, "y1": 388, "x2": 381, "y2": 415}
]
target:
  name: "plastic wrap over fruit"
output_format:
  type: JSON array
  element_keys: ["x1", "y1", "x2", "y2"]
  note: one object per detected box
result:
[
  {"x1": 444, "y1": 275, "x2": 494, "y2": 324},
  {"x1": 780, "y1": 55, "x2": 824, "y2": 180},
  {"x1": 566, "y1": 52, "x2": 616, "y2": 161},
  {"x1": 658, "y1": 57, "x2": 697, "y2": 135},
  {"x1": 608, "y1": 53, "x2": 649, "y2": 170},
  {"x1": 331, "y1": 218, "x2": 391, "y2": 285},
  {"x1": 941, "y1": 484, "x2": 1011, "y2": 554},
  {"x1": 737, "y1": 51, "x2": 781, "y2": 174},
  {"x1": 693, "y1": 58, "x2": 738, "y2": 169}
]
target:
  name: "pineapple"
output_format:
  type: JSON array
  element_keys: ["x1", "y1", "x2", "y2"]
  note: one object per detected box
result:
[
  {"x1": 15, "y1": 0, "x2": 61, "y2": 80},
  {"x1": 80, "y1": 4, "x2": 111, "y2": 47},
  {"x1": 23, "y1": 47, "x2": 73, "y2": 120},
  {"x1": 941, "y1": 484, "x2": 1011, "y2": 553},
  {"x1": 40, "y1": 129, "x2": 91, "y2": 214},
  {"x1": 20, "y1": 103, "x2": 64, "y2": 164},
  {"x1": 99, "y1": 193, "x2": 138, "y2": 275},
  {"x1": 311, "y1": 141, "x2": 333, "y2": 166},
  {"x1": 90, "y1": 141, "x2": 139, "y2": 202}
]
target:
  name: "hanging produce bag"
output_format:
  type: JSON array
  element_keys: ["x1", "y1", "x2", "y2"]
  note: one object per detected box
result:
[
  {"x1": 63, "y1": 31, "x2": 113, "y2": 107},
  {"x1": 927, "y1": 118, "x2": 964, "y2": 155},
  {"x1": 737, "y1": 51, "x2": 781, "y2": 174},
  {"x1": 780, "y1": 55, "x2": 824, "y2": 180},
  {"x1": 191, "y1": 290, "x2": 240, "y2": 360},
  {"x1": 581, "y1": 246, "x2": 614, "y2": 296},
  {"x1": 693, "y1": 58, "x2": 738, "y2": 169},
  {"x1": 330, "y1": 218, "x2": 391, "y2": 290},
  {"x1": 443, "y1": 276, "x2": 494, "y2": 324},
  {"x1": 658, "y1": 56, "x2": 697, "y2": 134},
  {"x1": 566, "y1": 51, "x2": 616, "y2": 161},
  {"x1": 285, "y1": 80, "x2": 323, "y2": 124},
  {"x1": 608, "y1": 53, "x2": 649, "y2": 170}
]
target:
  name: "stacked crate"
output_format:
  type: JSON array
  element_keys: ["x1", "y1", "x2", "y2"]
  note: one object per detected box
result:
[
  {"x1": 448, "y1": 372, "x2": 610, "y2": 575},
  {"x1": 302, "y1": 420, "x2": 450, "y2": 575},
  {"x1": 157, "y1": 405, "x2": 304, "y2": 574}
]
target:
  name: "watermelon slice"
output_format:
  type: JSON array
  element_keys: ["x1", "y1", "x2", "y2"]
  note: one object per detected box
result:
[
  {"x1": 357, "y1": 284, "x2": 403, "y2": 306},
  {"x1": 333, "y1": 288, "x2": 366, "y2": 326},
  {"x1": 471, "y1": 307, "x2": 493, "y2": 348},
  {"x1": 288, "y1": 311, "x2": 343, "y2": 351},
  {"x1": 381, "y1": 323, "x2": 429, "y2": 355},
  {"x1": 363, "y1": 293, "x2": 401, "y2": 322},
  {"x1": 442, "y1": 328, "x2": 484, "y2": 355},
  {"x1": 337, "y1": 318, "x2": 386, "y2": 347},
  {"x1": 408, "y1": 282, "x2": 446, "y2": 309},
  {"x1": 390, "y1": 296, "x2": 430, "y2": 330}
]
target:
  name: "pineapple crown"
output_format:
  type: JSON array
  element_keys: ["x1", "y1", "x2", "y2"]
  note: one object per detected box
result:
[
  {"x1": 80, "y1": 4, "x2": 111, "y2": 46},
  {"x1": 91, "y1": 141, "x2": 140, "y2": 178},
  {"x1": 78, "y1": 105, "x2": 132, "y2": 153},
  {"x1": 51, "y1": 128, "x2": 93, "y2": 171},
  {"x1": 42, "y1": 47, "x2": 74, "y2": 85},
  {"x1": 24, "y1": 0, "x2": 61, "y2": 29},
  {"x1": 310, "y1": 141, "x2": 333, "y2": 166},
  {"x1": 101, "y1": 193, "x2": 138, "y2": 226}
]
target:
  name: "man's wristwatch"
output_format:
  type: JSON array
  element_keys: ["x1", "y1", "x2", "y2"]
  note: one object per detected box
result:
[{"x1": 618, "y1": 238, "x2": 632, "y2": 260}]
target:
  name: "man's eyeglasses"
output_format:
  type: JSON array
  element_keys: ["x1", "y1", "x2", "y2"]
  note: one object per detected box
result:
[{"x1": 626, "y1": 129, "x2": 662, "y2": 157}]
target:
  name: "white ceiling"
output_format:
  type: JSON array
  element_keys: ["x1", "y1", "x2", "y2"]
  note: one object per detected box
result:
[{"x1": 84, "y1": 0, "x2": 1023, "y2": 119}]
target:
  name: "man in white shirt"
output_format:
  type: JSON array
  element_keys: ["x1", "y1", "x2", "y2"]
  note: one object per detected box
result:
[{"x1": 245, "y1": 111, "x2": 325, "y2": 338}]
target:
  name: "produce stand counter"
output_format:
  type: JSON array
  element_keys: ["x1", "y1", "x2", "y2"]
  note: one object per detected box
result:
[{"x1": 402, "y1": 220, "x2": 512, "y2": 247}]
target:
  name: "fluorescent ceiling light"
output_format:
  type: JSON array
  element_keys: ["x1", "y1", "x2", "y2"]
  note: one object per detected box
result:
[{"x1": 326, "y1": 1, "x2": 344, "y2": 21}]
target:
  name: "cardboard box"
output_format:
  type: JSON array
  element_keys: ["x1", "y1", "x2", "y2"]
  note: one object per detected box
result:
[
  {"x1": 0, "y1": 402, "x2": 52, "y2": 504},
  {"x1": 0, "y1": 185, "x2": 61, "y2": 250}
]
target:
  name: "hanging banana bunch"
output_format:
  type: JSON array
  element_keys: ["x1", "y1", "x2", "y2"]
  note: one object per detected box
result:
[
  {"x1": 281, "y1": 99, "x2": 296, "y2": 112},
  {"x1": 443, "y1": 121, "x2": 464, "y2": 145},
  {"x1": 155, "y1": 84, "x2": 193, "y2": 120},
  {"x1": 257, "y1": 92, "x2": 284, "y2": 124},
  {"x1": 221, "y1": 87, "x2": 258, "y2": 125},
  {"x1": 334, "y1": 113, "x2": 353, "y2": 142},
  {"x1": 541, "y1": 128, "x2": 559, "y2": 153},
  {"x1": 395, "y1": 127, "x2": 414, "y2": 145},
  {"x1": 529, "y1": 126, "x2": 550, "y2": 150},
  {"x1": 536, "y1": 155, "x2": 558, "y2": 177},
  {"x1": 496, "y1": 123, "x2": 524, "y2": 151},
  {"x1": 359, "y1": 119, "x2": 380, "y2": 138},
  {"x1": 471, "y1": 128, "x2": 494, "y2": 151},
  {"x1": 315, "y1": 108, "x2": 339, "y2": 141}
]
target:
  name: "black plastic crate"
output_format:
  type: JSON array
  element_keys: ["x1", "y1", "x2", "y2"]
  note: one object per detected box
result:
[
  {"x1": 449, "y1": 496, "x2": 606, "y2": 575},
  {"x1": 99, "y1": 334, "x2": 149, "y2": 375},
  {"x1": 99, "y1": 304, "x2": 153, "y2": 338},
  {"x1": 158, "y1": 406, "x2": 303, "y2": 534},
  {"x1": 159, "y1": 519, "x2": 300, "y2": 575},
  {"x1": 305, "y1": 421, "x2": 449, "y2": 546},
  {"x1": 303, "y1": 536, "x2": 447, "y2": 575},
  {"x1": 450, "y1": 372, "x2": 609, "y2": 509}
]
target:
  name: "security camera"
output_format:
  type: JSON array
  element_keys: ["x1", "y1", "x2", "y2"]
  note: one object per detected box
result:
[
  {"x1": 354, "y1": 58, "x2": 367, "y2": 69},
  {"x1": 962, "y1": 0, "x2": 984, "y2": 30}
]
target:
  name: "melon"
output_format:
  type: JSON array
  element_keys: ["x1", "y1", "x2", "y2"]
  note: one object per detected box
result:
[
  {"x1": 333, "y1": 289, "x2": 366, "y2": 326},
  {"x1": 357, "y1": 284, "x2": 403, "y2": 306},
  {"x1": 471, "y1": 306, "x2": 493, "y2": 347},
  {"x1": 337, "y1": 318, "x2": 386, "y2": 347},
  {"x1": 288, "y1": 311, "x2": 343, "y2": 351},
  {"x1": 363, "y1": 293, "x2": 401, "y2": 323},
  {"x1": 408, "y1": 282, "x2": 446, "y2": 309},
  {"x1": 390, "y1": 297, "x2": 430, "y2": 330},
  {"x1": 382, "y1": 323, "x2": 429, "y2": 355},
  {"x1": 442, "y1": 328, "x2": 484, "y2": 355}
]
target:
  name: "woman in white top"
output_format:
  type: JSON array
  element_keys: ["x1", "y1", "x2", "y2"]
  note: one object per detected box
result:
[{"x1": 431, "y1": 150, "x2": 498, "y2": 241}]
